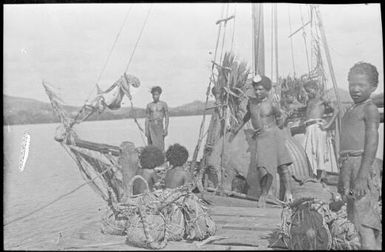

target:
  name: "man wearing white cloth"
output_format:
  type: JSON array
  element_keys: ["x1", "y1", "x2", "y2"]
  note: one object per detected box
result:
[{"x1": 303, "y1": 80, "x2": 339, "y2": 180}]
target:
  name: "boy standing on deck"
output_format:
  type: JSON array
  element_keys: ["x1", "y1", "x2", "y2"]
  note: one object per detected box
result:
[
  {"x1": 303, "y1": 80, "x2": 339, "y2": 180},
  {"x1": 145, "y1": 86, "x2": 169, "y2": 152},
  {"x1": 231, "y1": 75, "x2": 293, "y2": 208},
  {"x1": 338, "y1": 62, "x2": 382, "y2": 249}
]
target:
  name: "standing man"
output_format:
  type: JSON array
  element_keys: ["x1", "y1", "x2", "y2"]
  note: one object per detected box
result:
[
  {"x1": 338, "y1": 62, "x2": 381, "y2": 249},
  {"x1": 145, "y1": 86, "x2": 169, "y2": 152},
  {"x1": 303, "y1": 80, "x2": 339, "y2": 180},
  {"x1": 231, "y1": 75, "x2": 293, "y2": 208}
]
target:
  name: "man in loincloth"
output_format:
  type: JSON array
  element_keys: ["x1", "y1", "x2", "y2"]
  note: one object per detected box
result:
[
  {"x1": 303, "y1": 80, "x2": 339, "y2": 180},
  {"x1": 145, "y1": 86, "x2": 169, "y2": 152},
  {"x1": 338, "y1": 62, "x2": 382, "y2": 249},
  {"x1": 231, "y1": 75, "x2": 293, "y2": 208}
]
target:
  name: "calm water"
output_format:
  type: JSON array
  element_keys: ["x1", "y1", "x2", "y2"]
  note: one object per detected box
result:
[
  {"x1": 3, "y1": 116, "x2": 383, "y2": 250},
  {"x1": 3, "y1": 116, "x2": 210, "y2": 250}
]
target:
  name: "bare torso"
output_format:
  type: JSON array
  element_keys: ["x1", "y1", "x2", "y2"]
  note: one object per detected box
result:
[
  {"x1": 248, "y1": 98, "x2": 279, "y2": 131},
  {"x1": 146, "y1": 101, "x2": 167, "y2": 121},
  {"x1": 340, "y1": 100, "x2": 374, "y2": 152},
  {"x1": 164, "y1": 166, "x2": 191, "y2": 189},
  {"x1": 305, "y1": 97, "x2": 326, "y2": 120}
]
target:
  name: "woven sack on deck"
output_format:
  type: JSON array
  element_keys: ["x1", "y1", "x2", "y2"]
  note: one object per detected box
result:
[
  {"x1": 288, "y1": 198, "x2": 332, "y2": 250},
  {"x1": 163, "y1": 202, "x2": 185, "y2": 241},
  {"x1": 125, "y1": 207, "x2": 167, "y2": 249},
  {"x1": 182, "y1": 194, "x2": 216, "y2": 241},
  {"x1": 330, "y1": 204, "x2": 360, "y2": 250},
  {"x1": 100, "y1": 207, "x2": 128, "y2": 236}
]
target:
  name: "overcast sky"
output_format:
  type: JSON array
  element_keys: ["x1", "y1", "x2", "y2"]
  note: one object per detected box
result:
[{"x1": 4, "y1": 3, "x2": 383, "y2": 108}]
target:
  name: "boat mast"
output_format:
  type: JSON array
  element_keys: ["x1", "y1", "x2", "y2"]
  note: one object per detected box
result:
[
  {"x1": 313, "y1": 5, "x2": 341, "y2": 159},
  {"x1": 252, "y1": 3, "x2": 265, "y2": 75}
]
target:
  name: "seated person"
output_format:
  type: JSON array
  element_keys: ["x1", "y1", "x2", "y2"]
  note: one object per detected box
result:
[
  {"x1": 132, "y1": 145, "x2": 165, "y2": 195},
  {"x1": 164, "y1": 144, "x2": 192, "y2": 188}
]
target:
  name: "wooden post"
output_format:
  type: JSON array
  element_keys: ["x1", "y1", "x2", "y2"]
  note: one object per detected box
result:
[
  {"x1": 118, "y1": 141, "x2": 139, "y2": 198},
  {"x1": 315, "y1": 5, "x2": 341, "y2": 160}
]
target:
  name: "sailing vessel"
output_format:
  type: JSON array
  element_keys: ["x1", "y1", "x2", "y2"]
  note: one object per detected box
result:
[{"x1": 43, "y1": 3, "x2": 383, "y2": 249}]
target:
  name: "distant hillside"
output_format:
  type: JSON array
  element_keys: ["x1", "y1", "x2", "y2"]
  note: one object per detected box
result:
[
  {"x1": 4, "y1": 89, "x2": 380, "y2": 125},
  {"x1": 3, "y1": 95, "x2": 215, "y2": 125},
  {"x1": 169, "y1": 100, "x2": 215, "y2": 117}
]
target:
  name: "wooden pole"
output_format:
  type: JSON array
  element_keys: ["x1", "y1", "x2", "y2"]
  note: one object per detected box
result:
[
  {"x1": 314, "y1": 5, "x2": 341, "y2": 159},
  {"x1": 274, "y1": 3, "x2": 279, "y2": 84},
  {"x1": 252, "y1": 3, "x2": 265, "y2": 75}
]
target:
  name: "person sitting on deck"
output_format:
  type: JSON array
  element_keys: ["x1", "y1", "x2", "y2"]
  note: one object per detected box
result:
[
  {"x1": 145, "y1": 86, "x2": 169, "y2": 152},
  {"x1": 231, "y1": 75, "x2": 293, "y2": 208},
  {"x1": 164, "y1": 143, "x2": 192, "y2": 189},
  {"x1": 303, "y1": 80, "x2": 339, "y2": 180},
  {"x1": 338, "y1": 62, "x2": 382, "y2": 250},
  {"x1": 132, "y1": 145, "x2": 165, "y2": 195}
]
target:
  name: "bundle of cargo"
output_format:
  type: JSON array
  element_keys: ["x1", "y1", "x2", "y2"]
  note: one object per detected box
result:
[
  {"x1": 273, "y1": 197, "x2": 361, "y2": 250},
  {"x1": 101, "y1": 183, "x2": 216, "y2": 249}
]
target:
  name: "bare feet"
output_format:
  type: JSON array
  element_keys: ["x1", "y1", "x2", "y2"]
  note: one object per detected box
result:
[{"x1": 257, "y1": 194, "x2": 267, "y2": 208}]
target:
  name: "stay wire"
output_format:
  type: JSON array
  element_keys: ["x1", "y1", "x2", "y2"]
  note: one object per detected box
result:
[
  {"x1": 97, "y1": 6, "x2": 133, "y2": 84},
  {"x1": 125, "y1": 4, "x2": 153, "y2": 72},
  {"x1": 4, "y1": 155, "x2": 115, "y2": 227},
  {"x1": 122, "y1": 5, "x2": 153, "y2": 145}
]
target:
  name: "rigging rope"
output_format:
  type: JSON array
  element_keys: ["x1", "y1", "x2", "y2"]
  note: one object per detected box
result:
[
  {"x1": 97, "y1": 6, "x2": 133, "y2": 84},
  {"x1": 299, "y1": 5, "x2": 311, "y2": 74},
  {"x1": 288, "y1": 6, "x2": 296, "y2": 76},
  {"x1": 230, "y1": 3, "x2": 237, "y2": 51},
  {"x1": 219, "y1": 3, "x2": 230, "y2": 63},
  {"x1": 125, "y1": 5, "x2": 153, "y2": 72},
  {"x1": 3, "y1": 157, "x2": 115, "y2": 227},
  {"x1": 122, "y1": 5, "x2": 153, "y2": 146},
  {"x1": 190, "y1": 4, "x2": 225, "y2": 187},
  {"x1": 81, "y1": 7, "x2": 134, "y2": 108},
  {"x1": 72, "y1": 7, "x2": 134, "y2": 125}
]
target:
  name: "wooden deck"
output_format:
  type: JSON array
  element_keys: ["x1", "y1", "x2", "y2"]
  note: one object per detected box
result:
[
  {"x1": 57, "y1": 180, "x2": 337, "y2": 250},
  {"x1": 57, "y1": 195, "x2": 283, "y2": 250}
]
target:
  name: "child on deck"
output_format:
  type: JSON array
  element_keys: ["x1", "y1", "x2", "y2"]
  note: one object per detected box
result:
[
  {"x1": 303, "y1": 80, "x2": 339, "y2": 180},
  {"x1": 132, "y1": 145, "x2": 165, "y2": 195},
  {"x1": 338, "y1": 62, "x2": 382, "y2": 249},
  {"x1": 231, "y1": 75, "x2": 293, "y2": 208},
  {"x1": 164, "y1": 144, "x2": 192, "y2": 188}
]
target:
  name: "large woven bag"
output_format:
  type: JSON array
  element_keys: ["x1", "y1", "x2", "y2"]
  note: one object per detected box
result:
[{"x1": 182, "y1": 194, "x2": 216, "y2": 241}]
